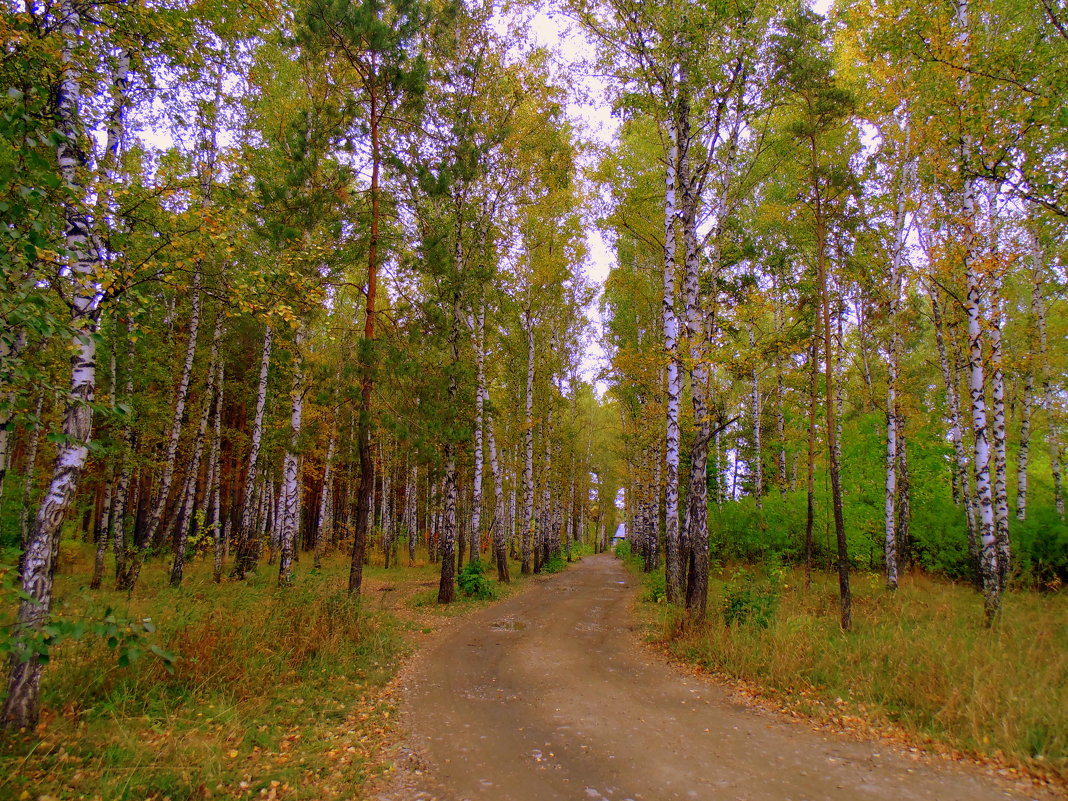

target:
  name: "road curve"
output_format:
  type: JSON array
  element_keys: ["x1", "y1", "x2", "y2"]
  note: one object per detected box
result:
[{"x1": 379, "y1": 553, "x2": 1050, "y2": 801}]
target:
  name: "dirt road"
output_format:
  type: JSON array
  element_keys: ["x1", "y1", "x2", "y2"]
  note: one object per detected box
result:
[{"x1": 378, "y1": 553, "x2": 1051, "y2": 801}]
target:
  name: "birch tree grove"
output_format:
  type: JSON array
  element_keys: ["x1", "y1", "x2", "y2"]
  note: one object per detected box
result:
[{"x1": 2, "y1": 0, "x2": 1067, "y2": 738}]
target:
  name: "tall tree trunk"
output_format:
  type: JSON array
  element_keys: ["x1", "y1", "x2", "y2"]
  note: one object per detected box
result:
[
  {"x1": 805, "y1": 335, "x2": 818, "y2": 590},
  {"x1": 810, "y1": 139, "x2": 851, "y2": 630},
  {"x1": 661, "y1": 121, "x2": 684, "y2": 605},
  {"x1": 988, "y1": 300, "x2": 1010, "y2": 588},
  {"x1": 170, "y1": 318, "x2": 223, "y2": 587},
  {"x1": 522, "y1": 309, "x2": 536, "y2": 575},
  {"x1": 469, "y1": 305, "x2": 486, "y2": 564},
  {"x1": 349, "y1": 85, "x2": 382, "y2": 596},
  {"x1": 884, "y1": 151, "x2": 909, "y2": 591},
  {"x1": 3, "y1": 0, "x2": 101, "y2": 728},
  {"x1": 142, "y1": 267, "x2": 202, "y2": 553},
  {"x1": 18, "y1": 394, "x2": 45, "y2": 553},
  {"x1": 233, "y1": 324, "x2": 272, "y2": 578},
  {"x1": 208, "y1": 356, "x2": 225, "y2": 583},
  {"x1": 91, "y1": 350, "x2": 118, "y2": 590},
  {"x1": 956, "y1": 0, "x2": 1000, "y2": 622},
  {"x1": 279, "y1": 332, "x2": 306, "y2": 587},
  {"x1": 679, "y1": 104, "x2": 713, "y2": 620},
  {"x1": 315, "y1": 435, "x2": 336, "y2": 570}
]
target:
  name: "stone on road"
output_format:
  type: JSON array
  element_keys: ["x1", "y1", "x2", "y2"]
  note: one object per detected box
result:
[{"x1": 380, "y1": 554, "x2": 1050, "y2": 801}]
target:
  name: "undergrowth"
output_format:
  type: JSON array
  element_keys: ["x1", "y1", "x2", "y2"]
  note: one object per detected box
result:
[
  {"x1": 646, "y1": 564, "x2": 1068, "y2": 784},
  {"x1": 0, "y1": 543, "x2": 518, "y2": 800}
]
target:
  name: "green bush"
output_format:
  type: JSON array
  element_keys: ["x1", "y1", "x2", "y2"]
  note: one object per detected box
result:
[
  {"x1": 721, "y1": 558, "x2": 784, "y2": 628},
  {"x1": 456, "y1": 559, "x2": 495, "y2": 599},
  {"x1": 542, "y1": 553, "x2": 567, "y2": 573}
]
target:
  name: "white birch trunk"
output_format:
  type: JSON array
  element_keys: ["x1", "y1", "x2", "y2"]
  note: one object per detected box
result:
[
  {"x1": 469, "y1": 305, "x2": 486, "y2": 563},
  {"x1": 170, "y1": 316, "x2": 223, "y2": 587},
  {"x1": 208, "y1": 356, "x2": 225, "y2": 582},
  {"x1": 3, "y1": 0, "x2": 102, "y2": 728},
  {"x1": 931, "y1": 289, "x2": 979, "y2": 576},
  {"x1": 988, "y1": 299, "x2": 1010, "y2": 587},
  {"x1": 750, "y1": 325, "x2": 762, "y2": 508},
  {"x1": 661, "y1": 123, "x2": 683, "y2": 604},
  {"x1": 884, "y1": 149, "x2": 909, "y2": 591},
  {"x1": 522, "y1": 309, "x2": 536, "y2": 574},
  {"x1": 111, "y1": 331, "x2": 134, "y2": 583},
  {"x1": 315, "y1": 435, "x2": 336, "y2": 570},
  {"x1": 142, "y1": 266, "x2": 201, "y2": 552},
  {"x1": 234, "y1": 324, "x2": 272, "y2": 578},
  {"x1": 486, "y1": 401, "x2": 509, "y2": 581},
  {"x1": 278, "y1": 331, "x2": 306, "y2": 586}
]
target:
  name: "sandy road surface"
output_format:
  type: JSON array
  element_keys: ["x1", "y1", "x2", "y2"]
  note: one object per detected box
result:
[{"x1": 377, "y1": 554, "x2": 1053, "y2": 801}]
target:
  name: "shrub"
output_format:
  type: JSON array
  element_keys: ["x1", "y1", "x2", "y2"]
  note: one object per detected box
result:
[
  {"x1": 542, "y1": 553, "x2": 567, "y2": 573},
  {"x1": 721, "y1": 558, "x2": 783, "y2": 628},
  {"x1": 456, "y1": 559, "x2": 495, "y2": 599}
]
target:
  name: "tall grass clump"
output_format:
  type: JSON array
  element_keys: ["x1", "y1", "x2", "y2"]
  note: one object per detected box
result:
[{"x1": 660, "y1": 567, "x2": 1068, "y2": 781}]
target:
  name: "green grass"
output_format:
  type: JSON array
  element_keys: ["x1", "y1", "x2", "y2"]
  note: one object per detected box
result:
[
  {"x1": 639, "y1": 563, "x2": 1068, "y2": 784},
  {"x1": 0, "y1": 541, "x2": 535, "y2": 800}
]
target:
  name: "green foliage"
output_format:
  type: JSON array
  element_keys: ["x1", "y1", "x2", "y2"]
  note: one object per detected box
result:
[
  {"x1": 642, "y1": 569, "x2": 667, "y2": 604},
  {"x1": 0, "y1": 565, "x2": 175, "y2": 673},
  {"x1": 456, "y1": 558, "x2": 495, "y2": 599},
  {"x1": 721, "y1": 557, "x2": 785, "y2": 628},
  {"x1": 541, "y1": 553, "x2": 567, "y2": 574}
]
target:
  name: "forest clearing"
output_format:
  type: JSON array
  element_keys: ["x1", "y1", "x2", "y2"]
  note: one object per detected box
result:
[{"x1": 2, "y1": 0, "x2": 1067, "y2": 797}]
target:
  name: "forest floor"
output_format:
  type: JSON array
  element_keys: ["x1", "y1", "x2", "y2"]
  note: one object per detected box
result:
[
  {"x1": 372, "y1": 552, "x2": 1061, "y2": 801},
  {"x1": 0, "y1": 544, "x2": 530, "y2": 800}
]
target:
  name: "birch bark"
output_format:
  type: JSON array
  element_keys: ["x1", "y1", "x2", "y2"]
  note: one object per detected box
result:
[
  {"x1": 233, "y1": 324, "x2": 272, "y2": 578},
  {"x1": 170, "y1": 317, "x2": 223, "y2": 587},
  {"x1": 315, "y1": 436, "x2": 336, "y2": 570},
  {"x1": 661, "y1": 123, "x2": 683, "y2": 604},
  {"x1": 3, "y1": 0, "x2": 102, "y2": 728},
  {"x1": 522, "y1": 309, "x2": 535, "y2": 575},
  {"x1": 278, "y1": 331, "x2": 306, "y2": 587}
]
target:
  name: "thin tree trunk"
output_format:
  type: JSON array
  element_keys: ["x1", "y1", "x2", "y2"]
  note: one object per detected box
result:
[
  {"x1": 810, "y1": 140, "x2": 851, "y2": 629},
  {"x1": 522, "y1": 309, "x2": 536, "y2": 575},
  {"x1": 18, "y1": 394, "x2": 44, "y2": 553},
  {"x1": 805, "y1": 334, "x2": 818, "y2": 590},
  {"x1": 349, "y1": 85, "x2": 382, "y2": 596},
  {"x1": 170, "y1": 317, "x2": 223, "y2": 588},
  {"x1": 111, "y1": 333, "x2": 135, "y2": 583},
  {"x1": 278, "y1": 332, "x2": 306, "y2": 587},
  {"x1": 884, "y1": 150, "x2": 909, "y2": 591},
  {"x1": 233, "y1": 324, "x2": 272, "y2": 578},
  {"x1": 315, "y1": 435, "x2": 336, "y2": 570},
  {"x1": 469, "y1": 305, "x2": 486, "y2": 564},
  {"x1": 91, "y1": 350, "x2": 118, "y2": 590},
  {"x1": 143, "y1": 267, "x2": 202, "y2": 552},
  {"x1": 208, "y1": 356, "x2": 225, "y2": 583}
]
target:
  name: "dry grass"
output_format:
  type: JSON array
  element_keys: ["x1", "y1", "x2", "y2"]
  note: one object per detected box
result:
[
  {"x1": 648, "y1": 566, "x2": 1068, "y2": 785},
  {"x1": 0, "y1": 542, "x2": 527, "y2": 800}
]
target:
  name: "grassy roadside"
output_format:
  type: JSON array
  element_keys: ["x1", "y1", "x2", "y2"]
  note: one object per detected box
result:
[
  {"x1": 0, "y1": 543, "x2": 533, "y2": 800},
  {"x1": 618, "y1": 546, "x2": 1067, "y2": 791}
]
